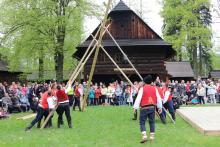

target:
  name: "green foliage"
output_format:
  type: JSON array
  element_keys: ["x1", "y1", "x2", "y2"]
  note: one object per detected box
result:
[
  {"x1": 211, "y1": 53, "x2": 220, "y2": 70},
  {"x1": 161, "y1": 0, "x2": 213, "y2": 76},
  {"x1": 0, "y1": 0, "x2": 99, "y2": 81},
  {"x1": 0, "y1": 106, "x2": 220, "y2": 146}
]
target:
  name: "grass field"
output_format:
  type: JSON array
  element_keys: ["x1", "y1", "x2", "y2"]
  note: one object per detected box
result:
[{"x1": 0, "y1": 106, "x2": 220, "y2": 147}]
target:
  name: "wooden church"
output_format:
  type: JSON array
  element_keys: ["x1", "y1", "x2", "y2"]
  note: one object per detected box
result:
[{"x1": 74, "y1": 0, "x2": 188, "y2": 82}]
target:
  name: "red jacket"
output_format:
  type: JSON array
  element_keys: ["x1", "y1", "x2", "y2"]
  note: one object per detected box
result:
[
  {"x1": 140, "y1": 85, "x2": 157, "y2": 107},
  {"x1": 40, "y1": 92, "x2": 48, "y2": 109},
  {"x1": 56, "y1": 90, "x2": 69, "y2": 103},
  {"x1": 74, "y1": 87, "x2": 80, "y2": 97},
  {"x1": 95, "y1": 88, "x2": 101, "y2": 98}
]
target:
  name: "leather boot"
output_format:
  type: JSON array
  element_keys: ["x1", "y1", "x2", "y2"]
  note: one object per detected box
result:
[
  {"x1": 132, "y1": 111, "x2": 137, "y2": 120},
  {"x1": 25, "y1": 124, "x2": 33, "y2": 131}
]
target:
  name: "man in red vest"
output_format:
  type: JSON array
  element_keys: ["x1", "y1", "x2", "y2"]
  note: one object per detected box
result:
[
  {"x1": 73, "y1": 83, "x2": 82, "y2": 111},
  {"x1": 133, "y1": 75, "x2": 162, "y2": 143},
  {"x1": 56, "y1": 85, "x2": 72, "y2": 128},
  {"x1": 25, "y1": 89, "x2": 50, "y2": 131},
  {"x1": 163, "y1": 84, "x2": 175, "y2": 121},
  {"x1": 155, "y1": 82, "x2": 166, "y2": 124}
]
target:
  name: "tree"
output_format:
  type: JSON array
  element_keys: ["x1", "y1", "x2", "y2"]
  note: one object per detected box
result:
[
  {"x1": 162, "y1": 0, "x2": 212, "y2": 76},
  {"x1": 0, "y1": 0, "x2": 98, "y2": 81}
]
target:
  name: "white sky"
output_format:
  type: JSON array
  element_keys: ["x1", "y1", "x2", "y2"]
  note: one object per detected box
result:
[{"x1": 84, "y1": 0, "x2": 220, "y2": 53}]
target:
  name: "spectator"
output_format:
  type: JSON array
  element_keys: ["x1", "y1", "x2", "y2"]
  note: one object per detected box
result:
[
  {"x1": 207, "y1": 81, "x2": 217, "y2": 104},
  {"x1": 197, "y1": 83, "x2": 205, "y2": 104}
]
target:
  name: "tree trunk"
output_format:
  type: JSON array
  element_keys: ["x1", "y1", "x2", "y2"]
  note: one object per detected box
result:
[
  {"x1": 193, "y1": 46, "x2": 197, "y2": 77},
  {"x1": 178, "y1": 48, "x2": 182, "y2": 61},
  {"x1": 54, "y1": 0, "x2": 67, "y2": 82},
  {"x1": 55, "y1": 25, "x2": 65, "y2": 82},
  {"x1": 199, "y1": 42, "x2": 202, "y2": 76},
  {"x1": 39, "y1": 48, "x2": 44, "y2": 81}
]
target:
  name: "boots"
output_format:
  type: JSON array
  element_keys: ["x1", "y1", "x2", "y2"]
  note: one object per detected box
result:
[
  {"x1": 149, "y1": 133, "x2": 155, "y2": 141},
  {"x1": 57, "y1": 120, "x2": 61, "y2": 128},
  {"x1": 132, "y1": 111, "x2": 137, "y2": 120},
  {"x1": 68, "y1": 123, "x2": 72, "y2": 128},
  {"x1": 140, "y1": 131, "x2": 147, "y2": 143},
  {"x1": 25, "y1": 124, "x2": 33, "y2": 131},
  {"x1": 68, "y1": 120, "x2": 72, "y2": 128}
]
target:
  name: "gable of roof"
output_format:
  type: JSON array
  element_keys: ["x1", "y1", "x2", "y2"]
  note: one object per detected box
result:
[
  {"x1": 165, "y1": 62, "x2": 194, "y2": 78},
  {"x1": 111, "y1": 0, "x2": 131, "y2": 12}
]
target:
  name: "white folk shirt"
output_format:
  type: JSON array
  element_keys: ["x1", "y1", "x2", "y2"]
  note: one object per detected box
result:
[
  {"x1": 133, "y1": 87, "x2": 162, "y2": 110},
  {"x1": 163, "y1": 91, "x2": 171, "y2": 104},
  {"x1": 47, "y1": 96, "x2": 57, "y2": 109}
]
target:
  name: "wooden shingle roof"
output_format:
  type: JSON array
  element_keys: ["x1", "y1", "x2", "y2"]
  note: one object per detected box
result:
[
  {"x1": 209, "y1": 70, "x2": 220, "y2": 79},
  {"x1": 165, "y1": 62, "x2": 194, "y2": 78},
  {"x1": 111, "y1": 0, "x2": 131, "y2": 12}
]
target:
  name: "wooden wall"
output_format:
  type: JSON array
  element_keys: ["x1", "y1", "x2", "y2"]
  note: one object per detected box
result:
[
  {"x1": 88, "y1": 12, "x2": 160, "y2": 40},
  {"x1": 0, "y1": 72, "x2": 21, "y2": 83},
  {"x1": 83, "y1": 47, "x2": 167, "y2": 81}
]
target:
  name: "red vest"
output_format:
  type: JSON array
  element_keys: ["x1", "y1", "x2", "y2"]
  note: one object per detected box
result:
[
  {"x1": 140, "y1": 85, "x2": 157, "y2": 107},
  {"x1": 75, "y1": 87, "x2": 80, "y2": 97},
  {"x1": 156, "y1": 87, "x2": 164, "y2": 99},
  {"x1": 57, "y1": 90, "x2": 69, "y2": 103},
  {"x1": 40, "y1": 92, "x2": 48, "y2": 109}
]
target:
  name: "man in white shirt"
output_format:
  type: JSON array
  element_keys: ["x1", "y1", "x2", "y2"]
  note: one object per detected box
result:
[{"x1": 133, "y1": 75, "x2": 162, "y2": 143}]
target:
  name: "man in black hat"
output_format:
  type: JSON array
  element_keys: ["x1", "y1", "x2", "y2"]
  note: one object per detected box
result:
[{"x1": 133, "y1": 75, "x2": 162, "y2": 143}]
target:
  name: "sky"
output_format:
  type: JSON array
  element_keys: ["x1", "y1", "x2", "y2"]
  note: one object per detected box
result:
[{"x1": 84, "y1": 0, "x2": 220, "y2": 53}]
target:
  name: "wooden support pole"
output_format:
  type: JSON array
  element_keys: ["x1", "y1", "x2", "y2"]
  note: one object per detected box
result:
[
  {"x1": 91, "y1": 34, "x2": 135, "y2": 88},
  {"x1": 105, "y1": 28, "x2": 143, "y2": 81},
  {"x1": 162, "y1": 107, "x2": 175, "y2": 124},
  {"x1": 67, "y1": 23, "x2": 111, "y2": 87},
  {"x1": 94, "y1": 16, "x2": 143, "y2": 81},
  {"x1": 82, "y1": 0, "x2": 113, "y2": 111},
  {"x1": 40, "y1": 106, "x2": 58, "y2": 129},
  {"x1": 67, "y1": 26, "x2": 103, "y2": 86},
  {"x1": 69, "y1": 24, "x2": 111, "y2": 85}
]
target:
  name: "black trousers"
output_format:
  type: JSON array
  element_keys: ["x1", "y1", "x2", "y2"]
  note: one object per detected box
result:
[
  {"x1": 198, "y1": 96, "x2": 205, "y2": 104},
  {"x1": 73, "y1": 97, "x2": 81, "y2": 111},
  {"x1": 163, "y1": 100, "x2": 176, "y2": 121},
  {"x1": 56, "y1": 103, "x2": 72, "y2": 126},
  {"x1": 29, "y1": 107, "x2": 48, "y2": 129},
  {"x1": 139, "y1": 107, "x2": 155, "y2": 133},
  {"x1": 68, "y1": 95, "x2": 74, "y2": 106}
]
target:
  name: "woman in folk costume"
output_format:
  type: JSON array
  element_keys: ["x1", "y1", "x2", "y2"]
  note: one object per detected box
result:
[{"x1": 162, "y1": 83, "x2": 176, "y2": 122}]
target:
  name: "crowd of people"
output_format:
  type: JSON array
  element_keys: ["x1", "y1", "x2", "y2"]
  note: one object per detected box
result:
[{"x1": 0, "y1": 78, "x2": 219, "y2": 116}]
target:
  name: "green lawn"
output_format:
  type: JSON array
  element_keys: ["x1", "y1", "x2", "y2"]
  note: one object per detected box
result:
[{"x1": 0, "y1": 106, "x2": 219, "y2": 147}]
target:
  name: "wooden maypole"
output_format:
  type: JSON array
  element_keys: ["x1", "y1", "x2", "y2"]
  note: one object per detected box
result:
[{"x1": 82, "y1": 0, "x2": 113, "y2": 111}]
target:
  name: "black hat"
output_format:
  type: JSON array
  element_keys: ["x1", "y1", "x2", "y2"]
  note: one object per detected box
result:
[{"x1": 143, "y1": 75, "x2": 153, "y2": 84}]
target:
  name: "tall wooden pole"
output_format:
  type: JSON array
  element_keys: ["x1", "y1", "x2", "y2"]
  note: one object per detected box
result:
[
  {"x1": 82, "y1": 0, "x2": 113, "y2": 111},
  {"x1": 105, "y1": 28, "x2": 143, "y2": 81},
  {"x1": 67, "y1": 24, "x2": 111, "y2": 86},
  {"x1": 66, "y1": 26, "x2": 103, "y2": 87},
  {"x1": 91, "y1": 34, "x2": 136, "y2": 88}
]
